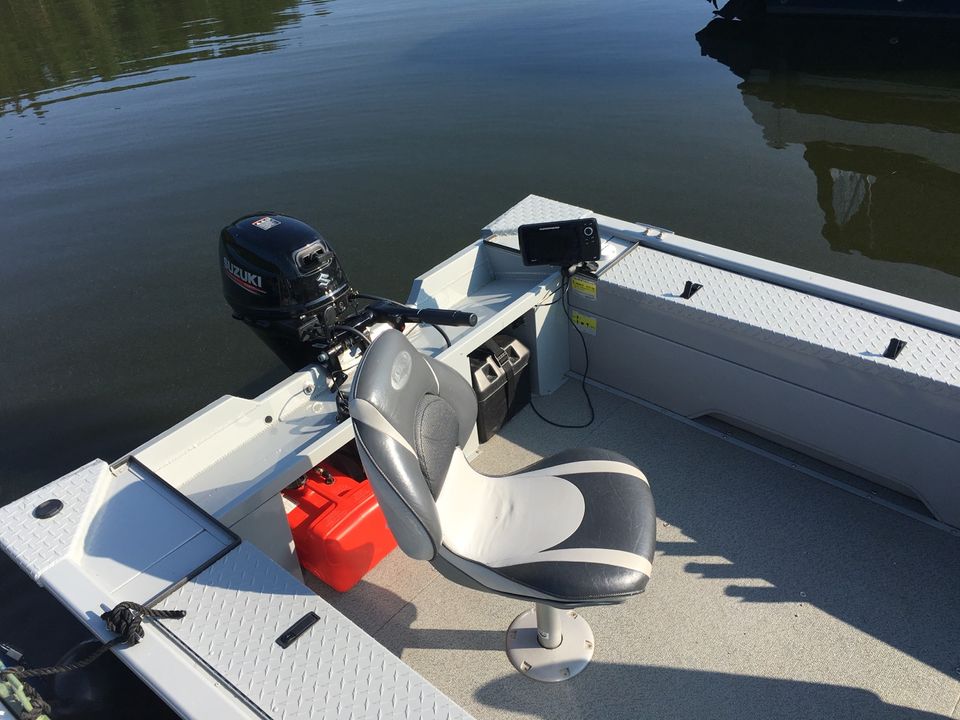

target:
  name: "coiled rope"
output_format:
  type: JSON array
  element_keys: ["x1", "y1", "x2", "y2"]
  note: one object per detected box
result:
[{"x1": 1, "y1": 601, "x2": 185, "y2": 719}]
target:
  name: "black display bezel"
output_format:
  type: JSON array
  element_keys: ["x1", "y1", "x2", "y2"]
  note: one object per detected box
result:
[{"x1": 518, "y1": 218, "x2": 600, "y2": 267}]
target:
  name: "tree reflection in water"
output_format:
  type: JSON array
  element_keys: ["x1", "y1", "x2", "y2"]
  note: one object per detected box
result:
[
  {"x1": 0, "y1": 0, "x2": 330, "y2": 117},
  {"x1": 696, "y1": 16, "x2": 960, "y2": 276}
]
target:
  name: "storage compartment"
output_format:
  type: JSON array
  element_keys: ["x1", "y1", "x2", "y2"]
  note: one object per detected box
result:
[
  {"x1": 570, "y1": 242, "x2": 960, "y2": 527},
  {"x1": 469, "y1": 335, "x2": 531, "y2": 443},
  {"x1": 282, "y1": 453, "x2": 396, "y2": 592}
]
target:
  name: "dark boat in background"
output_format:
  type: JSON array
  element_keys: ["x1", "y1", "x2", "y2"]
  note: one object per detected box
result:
[
  {"x1": 711, "y1": 0, "x2": 960, "y2": 19},
  {"x1": 696, "y1": 15, "x2": 960, "y2": 274}
]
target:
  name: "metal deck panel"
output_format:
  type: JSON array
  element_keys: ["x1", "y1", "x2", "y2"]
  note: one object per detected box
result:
[
  {"x1": 0, "y1": 459, "x2": 105, "y2": 582},
  {"x1": 0, "y1": 459, "x2": 234, "y2": 596},
  {"x1": 161, "y1": 542, "x2": 474, "y2": 720},
  {"x1": 600, "y1": 245, "x2": 960, "y2": 395},
  {"x1": 482, "y1": 194, "x2": 591, "y2": 241}
]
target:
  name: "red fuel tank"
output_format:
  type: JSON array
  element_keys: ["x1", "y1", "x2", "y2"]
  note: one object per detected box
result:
[{"x1": 283, "y1": 462, "x2": 396, "y2": 592}]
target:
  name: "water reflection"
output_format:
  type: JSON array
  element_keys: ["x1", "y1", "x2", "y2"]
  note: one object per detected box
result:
[
  {"x1": 0, "y1": 0, "x2": 329, "y2": 118},
  {"x1": 696, "y1": 17, "x2": 960, "y2": 277}
]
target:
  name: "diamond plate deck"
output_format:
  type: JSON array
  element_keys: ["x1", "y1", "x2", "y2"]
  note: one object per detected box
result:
[
  {"x1": 602, "y1": 245, "x2": 960, "y2": 397},
  {"x1": 0, "y1": 459, "x2": 105, "y2": 581},
  {"x1": 482, "y1": 195, "x2": 590, "y2": 239},
  {"x1": 161, "y1": 542, "x2": 474, "y2": 720}
]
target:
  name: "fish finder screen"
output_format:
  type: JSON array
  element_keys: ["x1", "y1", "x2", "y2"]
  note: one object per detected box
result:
[{"x1": 518, "y1": 218, "x2": 601, "y2": 267}]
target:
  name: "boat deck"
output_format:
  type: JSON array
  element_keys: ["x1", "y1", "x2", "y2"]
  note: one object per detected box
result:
[{"x1": 310, "y1": 381, "x2": 960, "y2": 720}]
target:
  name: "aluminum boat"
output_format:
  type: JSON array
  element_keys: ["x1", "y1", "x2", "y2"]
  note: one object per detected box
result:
[{"x1": 1, "y1": 195, "x2": 958, "y2": 719}]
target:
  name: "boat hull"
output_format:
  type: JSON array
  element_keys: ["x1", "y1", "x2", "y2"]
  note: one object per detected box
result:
[{"x1": 768, "y1": 0, "x2": 960, "y2": 17}]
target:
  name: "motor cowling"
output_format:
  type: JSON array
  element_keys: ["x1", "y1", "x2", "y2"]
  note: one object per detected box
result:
[{"x1": 219, "y1": 212, "x2": 353, "y2": 370}]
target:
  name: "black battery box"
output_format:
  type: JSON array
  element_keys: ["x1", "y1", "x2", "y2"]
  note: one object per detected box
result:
[{"x1": 468, "y1": 335, "x2": 531, "y2": 443}]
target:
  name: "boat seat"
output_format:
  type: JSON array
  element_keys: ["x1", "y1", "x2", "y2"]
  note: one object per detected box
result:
[
  {"x1": 441, "y1": 445, "x2": 655, "y2": 602},
  {"x1": 350, "y1": 329, "x2": 656, "y2": 682}
]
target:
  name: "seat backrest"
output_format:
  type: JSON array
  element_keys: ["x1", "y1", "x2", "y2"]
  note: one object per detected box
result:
[{"x1": 350, "y1": 329, "x2": 477, "y2": 560}]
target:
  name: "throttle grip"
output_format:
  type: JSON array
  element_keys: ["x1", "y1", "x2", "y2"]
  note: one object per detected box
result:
[{"x1": 408, "y1": 308, "x2": 478, "y2": 327}]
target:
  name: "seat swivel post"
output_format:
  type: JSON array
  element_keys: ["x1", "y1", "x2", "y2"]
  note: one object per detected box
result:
[
  {"x1": 535, "y1": 604, "x2": 563, "y2": 650},
  {"x1": 507, "y1": 602, "x2": 594, "y2": 681}
]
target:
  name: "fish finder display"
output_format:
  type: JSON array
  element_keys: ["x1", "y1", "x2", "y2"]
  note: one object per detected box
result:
[{"x1": 518, "y1": 218, "x2": 601, "y2": 267}]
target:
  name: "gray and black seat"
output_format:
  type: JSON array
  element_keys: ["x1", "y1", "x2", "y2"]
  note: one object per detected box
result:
[{"x1": 350, "y1": 329, "x2": 656, "y2": 681}]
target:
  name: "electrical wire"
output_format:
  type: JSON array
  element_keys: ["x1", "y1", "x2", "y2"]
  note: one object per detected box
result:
[
  {"x1": 527, "y1": 271, "x2": 595, "y2": 429},
  {"x1": 330, "y1": 325, "x2": 370, "y2": 348},
  {"x1": 534, "y1": 281, "x2": 566, "y2": 307},
  {"x1": 428, "y1": 323, "x2": 453, "y2": 348}
]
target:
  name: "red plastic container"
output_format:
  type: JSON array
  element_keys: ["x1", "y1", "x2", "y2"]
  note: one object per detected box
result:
[{"x1": 283, "y1": 462, "x2": 396, "y2": 592}]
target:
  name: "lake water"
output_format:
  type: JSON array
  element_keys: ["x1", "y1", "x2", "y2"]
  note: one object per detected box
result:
[{"x1": 1, "y1": 1, "x2": 958, "y2": 716}]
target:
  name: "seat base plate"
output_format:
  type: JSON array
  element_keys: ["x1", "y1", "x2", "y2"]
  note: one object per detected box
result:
[{"x1": 505, "y1": 607, "x2": 595, "y2": 682}]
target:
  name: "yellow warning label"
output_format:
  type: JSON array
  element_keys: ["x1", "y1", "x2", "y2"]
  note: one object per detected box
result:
[
  {"x1": 571, "y1": 311, "x2": 597, "y2": 336},
  {"x1": 570, "y1": 276, "x2": 597, "y2": 300}
]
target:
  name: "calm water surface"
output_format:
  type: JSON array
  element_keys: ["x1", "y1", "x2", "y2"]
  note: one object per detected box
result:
[{"x1": 1, "y1": 1, "x2": 958, "y2": 715}]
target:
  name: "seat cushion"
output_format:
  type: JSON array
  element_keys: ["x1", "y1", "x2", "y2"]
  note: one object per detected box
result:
[
  {"x1": 414, "y1": 394, "x2": 460, "y2": 496},
  {"x1": 436, "y1": 447, "x2": 656, "y2": 605}
]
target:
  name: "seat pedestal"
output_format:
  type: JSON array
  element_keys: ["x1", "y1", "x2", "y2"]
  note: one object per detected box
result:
[{"x1": 505, "y1": 604, "x2": 595, "y2": 682}]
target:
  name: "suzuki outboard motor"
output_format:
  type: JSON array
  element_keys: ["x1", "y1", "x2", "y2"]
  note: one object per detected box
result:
[{"x1": 219, "y1": 212, "x2": 355, "y2": 370}]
